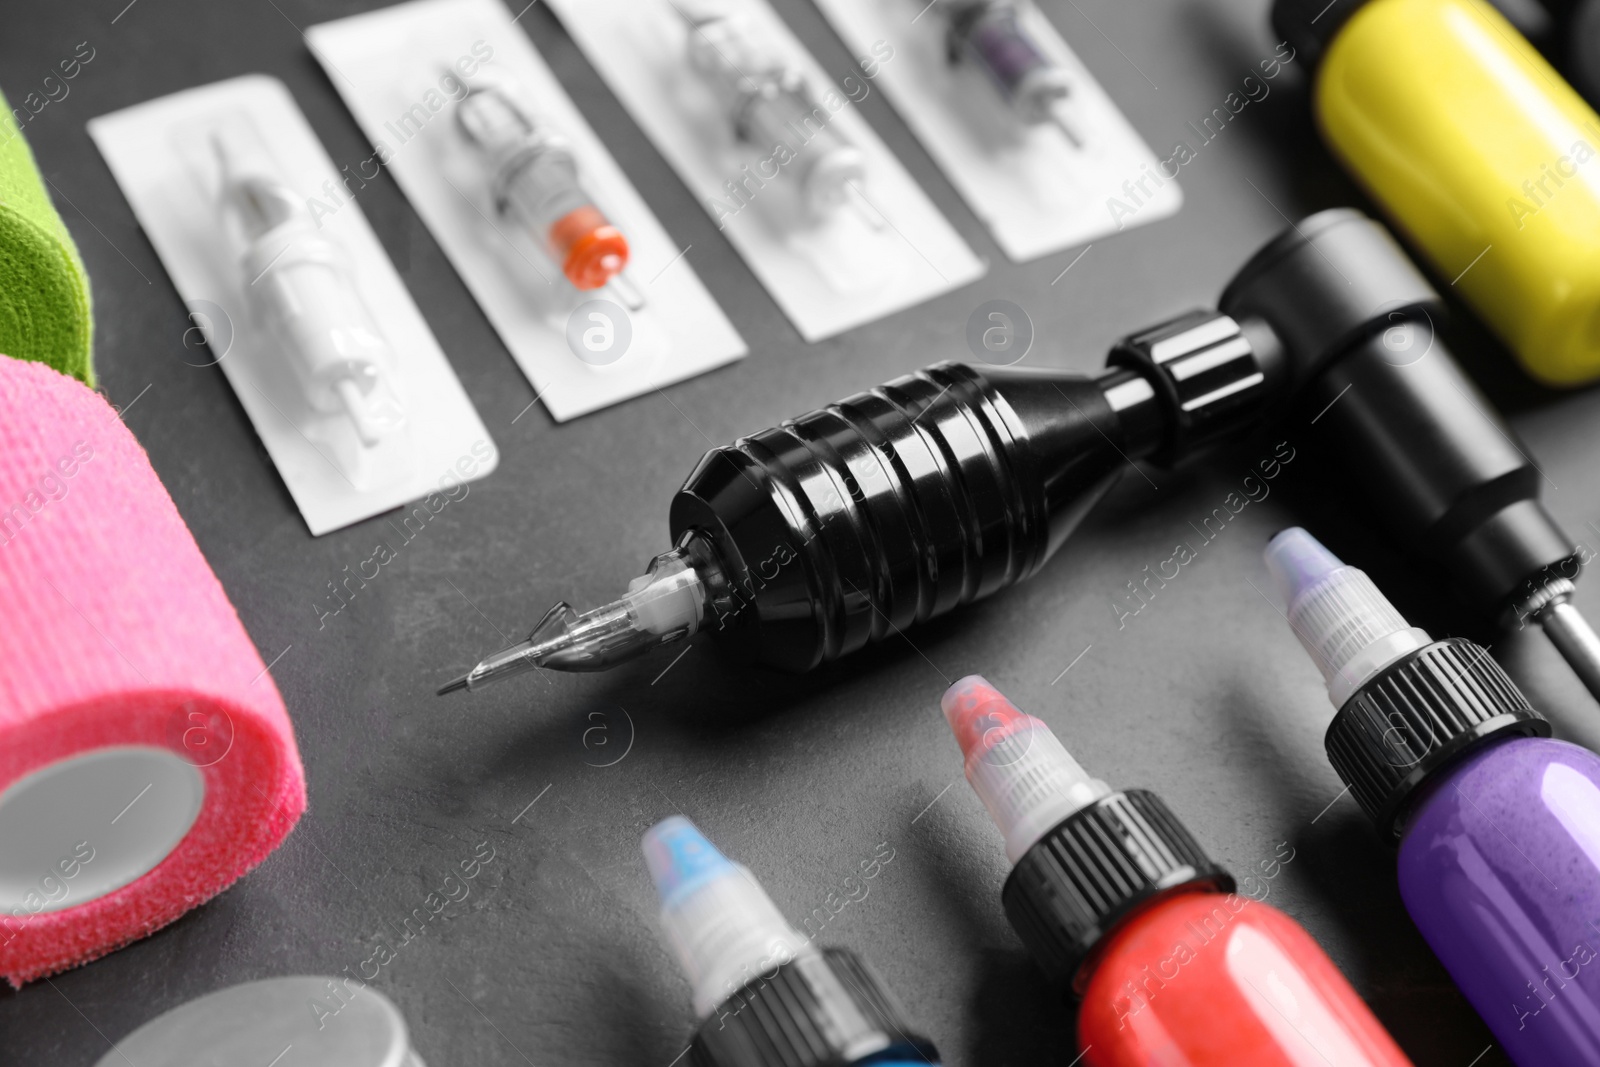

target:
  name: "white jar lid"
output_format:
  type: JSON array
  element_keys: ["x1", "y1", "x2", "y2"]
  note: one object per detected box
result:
[{"x1": 96, "y1": 976, "x2": 424, "y2": 1067}]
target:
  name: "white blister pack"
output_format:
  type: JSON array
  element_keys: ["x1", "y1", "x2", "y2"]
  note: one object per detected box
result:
[
  {"x1": 88, "y1": 74, "x2": 498, "y2": 537},
  {"x1": 545, "y1": 0, "x2": 987, "y2": 342},
  {"x1": 306, "y1": 0, "x2": 746, "y2": 421},
  {"x1": 810, "y1": 0, "x2": 1181, "y2": 262}
]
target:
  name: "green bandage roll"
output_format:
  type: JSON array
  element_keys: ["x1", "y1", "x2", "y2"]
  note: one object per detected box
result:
[{"x1": 0, "y1": 92, "x2": 92, "y2": 385}]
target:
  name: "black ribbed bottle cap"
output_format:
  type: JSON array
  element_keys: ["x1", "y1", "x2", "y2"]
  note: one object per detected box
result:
[
  {"x1": 1326, "y1": 637, "x2": 1550, "y2": 842},
  {"x1": 690, "y1": 948, "x2": 938, "y2": 1067},
  {"x1": 1000, "y1": 789, "x2": 1233, "y2": 993}
]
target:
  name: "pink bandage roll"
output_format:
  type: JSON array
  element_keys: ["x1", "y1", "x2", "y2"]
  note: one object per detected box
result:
[{"x1": 0, "y1": 355, "x2": 305, "y2": 986}]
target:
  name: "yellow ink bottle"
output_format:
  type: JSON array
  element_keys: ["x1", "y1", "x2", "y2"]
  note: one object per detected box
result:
[{"x1": 1277, "y1": 0, "x2": 1600, "y2": 385}]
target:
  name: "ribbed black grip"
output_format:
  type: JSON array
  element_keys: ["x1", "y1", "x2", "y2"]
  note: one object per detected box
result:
[
  {"x1": 670, "y1": 362, "x2": 1132, "y2": 671},
  {"x1": 690, "y1": 948, "x2": 938, "y2": 1067},
  {"x1": 1000, "y1": 790, "x2": 1233, "y2": 991},
  {"x1": 1107, "y1": 310, "x2": 1280, "y2": 465},
  {"x1": 1326, "y1": 638, "x2": 1549, "y2": 841}
]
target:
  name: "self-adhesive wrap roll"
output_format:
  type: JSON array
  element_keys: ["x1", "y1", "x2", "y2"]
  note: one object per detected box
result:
[
  {"x1": 0, "y1": 355, "x2": 305, "y2": 986},
  {"x1": 0, "y1": 91, "x2": 94, "y2": 385}
]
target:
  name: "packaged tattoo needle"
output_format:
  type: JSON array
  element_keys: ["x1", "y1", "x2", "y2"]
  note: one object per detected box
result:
[
  {"x1": 811, "y1": 0, "x2": 1182, "y2": 260},
  {"x1": 307, "y1": 0, "x2": 747, "y2": 418},
  {"x1": 545, "y1": 0, "x2": 987, "y2": 341},
  {"x1": 88, "y1": 75, "x2": 497, "y2": 535}
]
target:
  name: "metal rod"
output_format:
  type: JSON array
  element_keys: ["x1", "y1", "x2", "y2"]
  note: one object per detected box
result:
[{"x1": 1539, "y1": 597, "x2": 1600, "y2": 705}]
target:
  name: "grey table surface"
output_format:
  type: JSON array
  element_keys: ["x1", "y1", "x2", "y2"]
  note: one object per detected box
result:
[{"x1": 4, "y1": 0, "x2": 1597, "y2": 1064}]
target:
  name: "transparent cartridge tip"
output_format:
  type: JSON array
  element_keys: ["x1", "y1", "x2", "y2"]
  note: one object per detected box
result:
[
  {"x1": 941, "y1": 675, "x2": 1110, "y2": 863},
  {"x1": 642, "y1": 816, "x2": 809, "y2": 1018},
  {"x1": 437, "y1": 542, "x2": 710, "y2": 694},
  {"x1": 1265, "y1": 527, "x2": 1431, "y2": 709}
]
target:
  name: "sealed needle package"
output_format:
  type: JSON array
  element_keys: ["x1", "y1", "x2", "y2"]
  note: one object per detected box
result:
[
  {"x1": 812, "y1": 0, "x2": 1184, "y2": 261},
  {"x1": 89, "y1": 74, "x2": 498, "y2": 535},
  {"x1": 308, "y1": 0, "x2": 747, "y2": 421},
  {"x1": 546, "y1": 0, "x2": 986, "y2": 342}
]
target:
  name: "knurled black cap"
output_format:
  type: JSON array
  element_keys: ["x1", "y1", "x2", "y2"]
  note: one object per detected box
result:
[
  {"x1": 1272, "y1": 0, "x2": 1369, "y2": 67},
  {"x1": 690, "y1": 948, "x2": 938, "y2": 1067},
  {"x1": 1106, "y1": 309, "x2": 1284, "y2": 466},
  {"x1": 1327, "y1": 638, "x2": 1550, "y2": 842},
  {"x1": 1000, "y1": 790, "x2": 1233, "y2": 993}
]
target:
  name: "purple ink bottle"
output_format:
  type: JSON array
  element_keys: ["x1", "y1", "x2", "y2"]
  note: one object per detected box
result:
[{"x1": 1266, "y1": 526, "x2": 1600, "y2": 1064}]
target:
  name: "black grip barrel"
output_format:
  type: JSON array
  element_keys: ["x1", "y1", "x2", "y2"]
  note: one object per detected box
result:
[
  {"x1": 667, "y1": 297, "x2": 1285, "y2": 673},
  {"x1": 668, "y1": 362, "x2": 1132, "y2": 671}
]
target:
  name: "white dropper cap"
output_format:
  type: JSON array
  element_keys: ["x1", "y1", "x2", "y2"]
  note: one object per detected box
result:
[
  {"x1": 1265, "y1": 527, "x2": 1431, "y2": 709},
  {"x1": 642, "y1": 816, "x2": 810, "y2": 1019},
  {"x1": 941, "y1": 675, "x2": 1111, "y2": 864}
]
